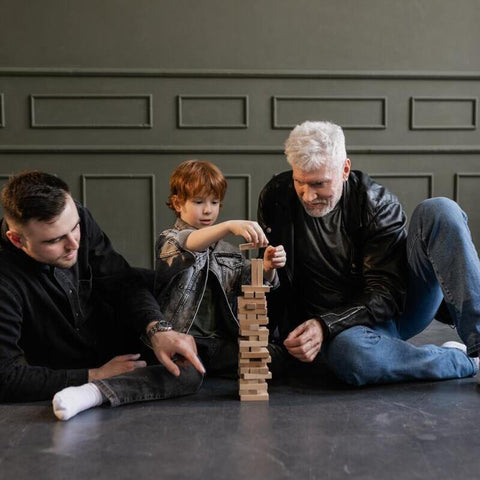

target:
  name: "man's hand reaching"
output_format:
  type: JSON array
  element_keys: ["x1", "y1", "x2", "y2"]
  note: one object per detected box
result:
[{"x1": 150, "y1": 330, "x2": 205, "y2": 377}]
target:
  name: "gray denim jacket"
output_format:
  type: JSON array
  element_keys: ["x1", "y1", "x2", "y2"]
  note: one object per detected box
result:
[{"x1": 154, "y1": 218, "x2": 279, "y2": 337}]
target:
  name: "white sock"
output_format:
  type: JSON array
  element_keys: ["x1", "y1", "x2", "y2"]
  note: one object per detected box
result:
[
  {"x1": 53, "y1": 383, "x2": 105, "y2": 421},
  {"x1": 442, "y1": 341, "x2": 480, "y2": 371}
]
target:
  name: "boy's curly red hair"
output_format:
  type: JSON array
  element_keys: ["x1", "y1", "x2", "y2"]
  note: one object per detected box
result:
[{"x1": 167, "y1": 160, "x2": 227, "y2": 216}]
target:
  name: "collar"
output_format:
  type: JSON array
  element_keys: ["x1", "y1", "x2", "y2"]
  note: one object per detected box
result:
[
  {"x1": 0, "y1": 217, "x2": 51, "y2": 273},
  {"x1": 174, "y1": 217, "x2": 197, "y2": 231}
]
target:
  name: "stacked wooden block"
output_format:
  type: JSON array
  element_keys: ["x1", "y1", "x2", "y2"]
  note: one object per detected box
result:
[{"x1": 238, "y1": 244, "x2": 272, "y2": 401}]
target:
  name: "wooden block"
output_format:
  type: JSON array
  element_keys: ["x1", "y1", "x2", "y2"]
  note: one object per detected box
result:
[
  {"x1": 239, "y1": 381, "x2": 266, "y2": 389},
  {"x1": 239, "y1": 242, "x2": 255, "y2": 251},
  {"x1": 240, "y1": 393, "x2": 269, "y2": 402},
  {"x1": 238, "y1": 297, "x2": 266, "y2": 306},
  {"x1": 256, "y1": 259, "x2": 264, "y2": 287},
  {"x1": 253, "y1": 291, "x2": 265, "y2": 299},
  {"x1": 237, "y1": 313, "x2": 258, "y2": 321},
  {"x1": 244, "y1": 292, "x2": 255, "y2": 298},
  {"x1": 239, "y1": 306, "x2": 267, "y2": 314},
  {"x1": 240, "y1": 372, "x2": 272, "y2": 380},
  {"x1": 239, "y1": 358, "x2": 269, "y2": 367},
  {"x1": 250, "y1": 259, "x2": 258, "y2": 286},
  {"x1": 239, "y1": 383, "x2": 268, "y2": 393},
  {"x1": 246, "y1": 367, "x2": 270, "y2": 374},
  {"x1": 241, "y1": 285, "x2": 271, "y2": 293},
  {"x1": 239, "y1": 340, "x2": 268, "y2": 348},
  {"x1": 251, "y1": 259, "x2": 263, "y2": 286},
  {"x1": 239, "y1": 329, "x2": 268, "y2": 338},
  {"x1": 238, "y1": 307, "x2": 267, "y2": 315},
  {"x1": 239, "y1": 349, "x2": 270, "y2": 359},
  {"x1": 239, "y1": 325, "x2": 261, "y2": 334},
  {"x1": 239, "y1": 317, "x2": 269, "y2": 326}
]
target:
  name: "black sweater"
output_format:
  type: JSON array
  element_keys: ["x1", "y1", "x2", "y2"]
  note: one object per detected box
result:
[{"x1": 0, "y1": 202, "x2": 161, "y2": 402}]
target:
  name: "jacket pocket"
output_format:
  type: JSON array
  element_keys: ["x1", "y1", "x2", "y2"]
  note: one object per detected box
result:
[{"x1": 214, "y1": 252, "x2": 244, "y2": 271}]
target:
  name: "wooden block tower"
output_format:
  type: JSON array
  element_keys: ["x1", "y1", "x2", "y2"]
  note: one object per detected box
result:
[{"x1": 237, "y1": 243, "x2": 272, "y2": 401}]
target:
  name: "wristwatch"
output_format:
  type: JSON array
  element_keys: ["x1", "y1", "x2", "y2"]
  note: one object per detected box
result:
[{"x1": 146, "y1": 320, "x2": 173, "y2": 338}]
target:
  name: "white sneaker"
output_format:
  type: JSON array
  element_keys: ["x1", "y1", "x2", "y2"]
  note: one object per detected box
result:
[{"x1": 441, "y1": 341, "x2": 480, "y2": 377}]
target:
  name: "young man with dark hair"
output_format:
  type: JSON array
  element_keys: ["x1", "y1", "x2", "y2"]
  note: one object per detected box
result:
[{"x1": 0, "y1": 170, "x2": 204, "y2": 407}]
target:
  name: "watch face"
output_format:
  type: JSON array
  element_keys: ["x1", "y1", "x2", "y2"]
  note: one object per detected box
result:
[{"x1": 148, "y1": 320, "x2": 173, "y2": 337}]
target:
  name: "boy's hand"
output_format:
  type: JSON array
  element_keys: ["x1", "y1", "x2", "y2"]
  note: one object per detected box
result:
[
  {"x1": 228, "y1": 220, "x2": 268, "y2": 247},
  {"x1": 263, "y1": 245, "x2": 286, "y2": 282},
  {"x1": 263, "y1": 245, "x2": 286, "y2": 271}
]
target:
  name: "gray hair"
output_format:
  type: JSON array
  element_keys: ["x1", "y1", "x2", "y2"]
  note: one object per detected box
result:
[{"x1": 284, "y1": 121, "x2": 347, "y2": 172}]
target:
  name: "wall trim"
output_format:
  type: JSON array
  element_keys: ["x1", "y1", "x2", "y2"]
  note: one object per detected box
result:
[
  {"x1": 30, "y1": 94, "x2": 153, "y2": 129},
  {"x1": 224, "y1": 173, "x2": 252, "y2": 220},
  {"x1": 371, "y1": 172, "x2": 434, "y2": 198},
  {"x1": 454, "y1": 173, "x2": 480, "y2": 203},
  {"x1": 3, "y1": 68, "x2": 480, "y2": 80},
  {"x1": 177, "y1": 94, "x2": 249, "y2": 129},
  {"x1": 2, "y1": 145, "x2": 480, "y2": 154},
  {"x1": 0, "y1": 94, "x2": 4, "y2": 128},
  {"x1": 272, "y1": 96, "x2": 387, "y2": 130},
  {"x1": 81, "y1": 173, "x2": 156, "y2": 266},
  {"x1": 410, "y1": 97, "x2": 477, "y2": 131}
]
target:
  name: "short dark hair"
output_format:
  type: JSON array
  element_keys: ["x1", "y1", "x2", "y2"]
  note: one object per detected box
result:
[{"x1": 1, "y1": 171, "x2": 70, "y2": 224}]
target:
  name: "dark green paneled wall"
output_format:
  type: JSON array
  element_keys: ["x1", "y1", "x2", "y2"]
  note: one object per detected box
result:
[{"x1": 1, "y1": 1, "x2": 479, "y2": 267}]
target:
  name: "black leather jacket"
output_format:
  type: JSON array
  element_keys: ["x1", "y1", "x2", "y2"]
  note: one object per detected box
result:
[{"x1": 258, "y1": 170, "x2": 408, "y2": 341}]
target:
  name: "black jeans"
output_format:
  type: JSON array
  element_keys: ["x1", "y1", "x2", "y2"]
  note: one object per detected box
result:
[{"x1": 94, "y1": 336, "x2": 289, "y2": 407}]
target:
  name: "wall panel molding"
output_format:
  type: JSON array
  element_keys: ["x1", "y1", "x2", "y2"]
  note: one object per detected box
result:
[
  {"x1": 454, "y1": 173, "x2": 480, "y2": 202},
  {"x1": 371, "y1": 173, "x2": 434, "y2": 198},
  {"x1": 0, "y1": 94, "x2": 4, "y2": 128},
  {"x1": 410, "y1": 97, "x2": 477, "y2": 130},
  {"x1": 30, "y1": 94, "x2": 153, "y2": 129},
  {"x1": 224, "y1": 173, "x2": 252, "y2": 220},
  {"x1": 4, "y1": 67, "x2": 480, "y2": 80},
  {"x1": 177, "y1": 95, "x2": 249, "y2": 129},
  {"x1": 3, "y1": 145, "x2": 480, "y2": 154},
  {"x1": 272, "y1": 96, "x2": 387, "y2": 130},
  {"x1": 81, "y1": 174, "x2": 156, "y2": 266}
]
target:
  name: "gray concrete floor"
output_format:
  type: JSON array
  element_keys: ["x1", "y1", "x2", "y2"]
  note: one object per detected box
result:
[{"x1": 1, "y1": 322, "x2": 479, "y2": 480}]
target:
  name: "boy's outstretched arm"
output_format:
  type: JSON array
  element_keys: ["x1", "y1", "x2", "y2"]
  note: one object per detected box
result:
[
  {"x1": 185, "y1": 220, "x2": 268, "y2": 251},
  {"x1": 263, "y1": 245, "x2": 286, "y2": 282}
]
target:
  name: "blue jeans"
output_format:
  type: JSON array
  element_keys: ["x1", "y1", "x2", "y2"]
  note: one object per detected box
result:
[{"x1": 323, "y1": 198, "x2": 480, "y2": 386}]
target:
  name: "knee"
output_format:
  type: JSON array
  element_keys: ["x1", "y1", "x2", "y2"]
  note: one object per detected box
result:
[
  {"x1": 325, "y1": 326, "x2": 389, "y2": 386},
  {"x1": 178, "y1": 364, "x2": 204, "y2": 394},
  {"x1": 412, "y1": 197, "x2": 466, "y2": 230}
]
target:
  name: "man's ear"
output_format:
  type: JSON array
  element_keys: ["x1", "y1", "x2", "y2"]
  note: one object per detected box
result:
[
  {"x1": 6, "y1": 230, "x2": 24, "y2": 249},
  {"x1": 343, "y1": 158, "x2": 351, "y2": 181}
]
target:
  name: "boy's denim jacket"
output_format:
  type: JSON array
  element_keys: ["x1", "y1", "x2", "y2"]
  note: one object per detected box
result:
[{"x1": 154, "y1": 218, "x2": 279, "y2": 337}]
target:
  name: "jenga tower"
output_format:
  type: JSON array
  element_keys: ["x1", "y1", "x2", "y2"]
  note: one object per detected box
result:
[{"x1": 237, "y1": 243, "x2": 272, "y2": 401}]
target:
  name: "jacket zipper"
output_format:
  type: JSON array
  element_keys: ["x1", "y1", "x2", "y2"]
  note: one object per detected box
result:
[{"x1": 327, "y1": 306, "x2": 364, "y2": 326}]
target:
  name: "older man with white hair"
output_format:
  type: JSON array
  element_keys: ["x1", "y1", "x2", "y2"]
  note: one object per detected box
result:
[{"x1": 259, "y1": 120, "x2": 480, "y2": 385}]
